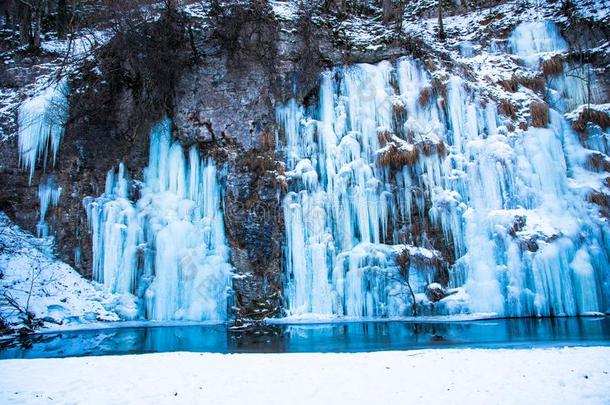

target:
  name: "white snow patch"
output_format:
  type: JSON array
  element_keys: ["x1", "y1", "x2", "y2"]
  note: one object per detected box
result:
[{"x1": 271, "y1": 0, "x2": 298, "y2": 21}]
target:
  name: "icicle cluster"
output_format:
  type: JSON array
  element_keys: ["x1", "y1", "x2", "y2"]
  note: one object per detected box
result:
[
  {"x1": 278, "y1": 60, "x2": 454, "y2": 318},
  {"x1": 37, "y1": 177, "x2": 62, "y2": 238},
  {"x1": 17, "y1": 81, "x2": 69, "y2": 184},
  {"x1": 85, "y1": 119, "x2": 233, "y2": 321},
  {"x1": 277, "y1": 21, "x2": 609, "y2": 319}
]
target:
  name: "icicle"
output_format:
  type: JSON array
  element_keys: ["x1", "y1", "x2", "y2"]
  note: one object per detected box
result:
[
  {"x1": 37, "y1": 177, "x2": 62, "y2": 238},
  {"x1": 546, "y1": 62, "x2": 603, "y2": 112},
  {"x1": 17, "y1": 81, "x2": 69, "y2": 184}
]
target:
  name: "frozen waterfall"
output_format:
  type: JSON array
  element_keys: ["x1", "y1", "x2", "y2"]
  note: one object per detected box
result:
[
  {"x1": 508, "y1": 21, "x2": 568, "y2": 67},
  {"x1": 277, "y1": 21, "x2": 609, "y2": 319},
  {"x1": 85, "y1": 119, "x2": 233, "y2": 321}
]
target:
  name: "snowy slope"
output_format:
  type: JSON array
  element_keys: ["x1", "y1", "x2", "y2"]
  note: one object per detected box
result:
[{"x1": 0, "y1": 212, "x2": 125, "y2": 331}]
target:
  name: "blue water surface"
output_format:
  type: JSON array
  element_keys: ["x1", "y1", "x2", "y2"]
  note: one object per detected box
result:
[{"x1": 1, "y1": 317, "x2": 608, "y2": 359}]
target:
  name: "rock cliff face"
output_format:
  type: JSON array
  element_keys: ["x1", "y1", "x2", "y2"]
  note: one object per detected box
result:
[
  {"x1": 1, "y1": 3, "x2": 332, "y2": 320},
  {"x1": 1, "y1": 0, "x2": 609, "y2": 322}
]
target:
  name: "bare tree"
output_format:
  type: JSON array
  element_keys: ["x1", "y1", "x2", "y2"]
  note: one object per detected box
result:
[
  {"x1": 396, "y1": 248, "x2": 418, "y2": 316},
  {"x1": 1, "y1": 264, "x2": 44, "y2": 332},
  {"x1": 209, "y1": 0, "x2": 221, "y2": 17},
  {"x1": 14, "y1": 0, "x2": 56, "y2": 49},
  {"x1": 381, "y1": 0, "x2": 404, "y2": 36}
]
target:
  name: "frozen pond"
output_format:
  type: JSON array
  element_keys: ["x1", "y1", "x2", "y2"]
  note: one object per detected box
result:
[{"x1": 1, "y1": 317, "x2": 609, "y2": 359}]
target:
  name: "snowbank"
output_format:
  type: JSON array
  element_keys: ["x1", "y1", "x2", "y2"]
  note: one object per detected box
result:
[{"x1": 0, "y1": 347, "x2": 608, "y2": 404}]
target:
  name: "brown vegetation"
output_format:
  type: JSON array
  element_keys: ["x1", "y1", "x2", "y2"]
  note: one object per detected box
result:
[
  {"x1": 421, "y1": 141, "x2": 434, "y2": 156},
  {"x1": 499, "y1": 99, "x2": 517, "y2": 119},
  {"x1": 587, "y1": 153, "x2": 610, "y2": 173},
  {"x1": 572, "y1": 108, "x2": 610, "y2": 133},
  {"x1": 499, "y1": 74, "x2": 545, "y2": 94},
  {"x1": 420, "y1": 140, "x2": 446, "y2": 157},
  {"x1": 377, "y1": 129, "x2": 394, "y2": 146},
  {"x1": 431, "y1": 78, "x2": 447, "y2": 99},
  {"x1": 499, "y1": 76, "x2": 518, "y2": 93},
  {"x1": 436, "y1": 140, "x2": 447, "y2": 156},
  {"x1": 500, "y1": 74, "x2": 545, "y2": 94},
  {"x1": 588, "y1": 192, "x2": 607, "y2": 206},
  {"x1": 530, "y1": 101, "x2": 549, "y2": 128},
  {"x1": 393, "y1": 102, "x2": 406, "y2": 116},
  {"x1": 518, "y1": 75, "x2": 546, "y2": 94},
  {"x1": 378, "y1": 144, "x2": 419, "y2": 168},
  {"x1": 418, "y1": 87, "x2": 432, "y2": 107},
  {"x1": 274, "y1": 176, "x2": 288, "y2": 193},
  {"x1": 424, "y1": 58, "x2": 437, "y2": 72},
  {"x1": 541, "y1": 56, "x2": 564, "y2": 76},
  {"x1": 260, "y1": 131, "x2": 274, "y2": 150},
  {"x1": 587, "y1": 191, "x2": 610, "y2": 217},
  {"x1": 479, "y1": 12, "x2": 505, "y2": 25},
  {"x1": 240, "y1": 151, "x2": 276, "y2": 174}
]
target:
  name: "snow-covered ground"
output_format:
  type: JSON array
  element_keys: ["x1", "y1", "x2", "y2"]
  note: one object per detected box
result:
[
  {"x1": 0, "y1": 212, "x2": 125, "y2": 331},
  {"x1": 0, "y1": 347, "x2": 608, "y2": 404}
]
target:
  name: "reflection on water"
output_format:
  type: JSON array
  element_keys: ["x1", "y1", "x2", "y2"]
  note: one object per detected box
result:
[{"x1": 1, "y1": 317, "x2": 609, "y2": 359}]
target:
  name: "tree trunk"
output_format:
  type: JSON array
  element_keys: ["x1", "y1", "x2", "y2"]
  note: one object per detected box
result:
[
  {"x1": 382, "y1": 0, "x2": 393, "y2": 23},
  {"x1": 407, "y1": 280, "x2": 417, "y2": 316},
  {"x1": 57, "y1": 0, "x2": 67, "y2": 39},
  {"x1": 17, "y1": 1, "x2": 32, "y2": 46},
  {"x1": 323, "y1": 0, "x2": 346, "y2": 14},
  {"x1": 438, "y1": 0, "x2": 446, "y2": 41},
  {"x1": 32, "y1": 2, "x2": 42, "y2": 50},
  {"x1": 395, "y1": 0, "x2": 404, "y2": 35},
  {"x1": 210, "y1": 0, "x2": 221, "y2": 16}
]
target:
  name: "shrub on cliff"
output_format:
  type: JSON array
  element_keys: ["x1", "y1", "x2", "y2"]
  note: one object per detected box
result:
[
  {"x1": 67, "y1": 2, "x2": 198, "y2": 147},
  {"x1": 98, "y1": 4, "x2": 194, "y2": 123}
]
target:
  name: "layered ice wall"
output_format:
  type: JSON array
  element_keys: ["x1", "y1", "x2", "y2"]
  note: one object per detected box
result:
[
  {"x1": 278, "y1": 60, "x2": 457, "y2": 318},
  {"x1": 277, "y1": 22, "x2": 609, "y2": 319},
  {"x1": 85, "y1": 119, "x2": 233, "y2": 321}
]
